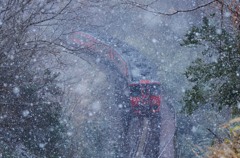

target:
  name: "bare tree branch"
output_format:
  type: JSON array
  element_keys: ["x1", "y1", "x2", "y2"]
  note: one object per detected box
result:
[{"x1": 119, "y1": 0, "x2": 217, "y2": 16}]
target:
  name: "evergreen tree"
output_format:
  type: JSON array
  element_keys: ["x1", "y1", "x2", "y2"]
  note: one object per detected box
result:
[
  {"x1": 181, "y1": 17, "x2": 240, "y2": 115},
  {"x1": 0, "y1": 61, "x2": 69, "y2": 157},
  {"x1": 0, "y1": 0, "x2": 71, "y2": 157}
]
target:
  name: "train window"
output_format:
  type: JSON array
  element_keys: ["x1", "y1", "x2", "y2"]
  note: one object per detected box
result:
[
  {"x1": 129, "y1": 85, "x2": 141, "y2": 97},
  {"x1": 141, "y1": 84, "x2": 150, "y2": 95},
  {"x1": 149, "y1": 84, "x2": 160, "y2": 95}
]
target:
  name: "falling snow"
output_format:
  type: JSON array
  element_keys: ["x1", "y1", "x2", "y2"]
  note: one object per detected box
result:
[
  {"x1": 191, "y1": 126, "x2": 197, "y2": 133},
  {"x1": 1, "y1": 0, "x2": 239, "y2": 157},
  {"x1": 224, "y1": 12, "x2": 231, "y2": 17},
  {"x1": 216, "y1": 29, "x2": 222, "y2": 35},
  {"x1": 152, "y1": 38, "x2": 158, "y2": 43},
  {"x1": 39, "y1": 143, "x2": 46, "y2": 148},
  {"x1": 22, "y1": 110, "x2": 30, "y2": 117},
  {"x1": 13, "y1": 87, "x2": 20, "y2": 96}
]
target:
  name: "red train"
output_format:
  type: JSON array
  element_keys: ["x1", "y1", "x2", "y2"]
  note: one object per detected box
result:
[
  {"x1": 129, "y1": 80, "x2": 161, "y2": 116},
  {"x1": 69, "y1": 32, "x2": 161, "y2": 116}
]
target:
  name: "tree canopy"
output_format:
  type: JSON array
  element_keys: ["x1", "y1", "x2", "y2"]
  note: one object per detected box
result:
[
  {"x1": 182, "y1": 16, "x2": 240, "y2": 115},
  {"x1": 0, "y1": 0, "x2": 72, "y2": 157}
]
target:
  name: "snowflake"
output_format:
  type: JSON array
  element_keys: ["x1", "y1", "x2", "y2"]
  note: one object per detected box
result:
[
  {"x1": 216, "y1": 29, "x2": 222, "y2": 35},
  {"x1": 39, "y1": 143, "x2": 46, "y2": 148},
  {"x1": 152, "y1": 38, "x2": 158, "y2": 43},
  {"x1": 67, "y1": 131, "x2": 73, "y2": 136},
  {"x1": 191, "y1": 126, "x2": 197, "y2": 133},
  {"x1": 89, "y1": 112, "x2": 93, "y2": 116},
  {"x1": 96, "y1": 58, "x2": 101, "y2": 63},
  {"x1": 224, "y1": 12, "x2": 231, "y2": 17},
  {"x1": 13, "y1": 87, "x2": 20, "y2": 96},
  {"x1": 92, "y1": 101, "x2": 101, "y2": 111},
  {"x1": 118, "y1": 104, "x2": 123, "y2": 108},
  {"x1": 22, "y1": 110, "x2": 30, "y2": 117}
]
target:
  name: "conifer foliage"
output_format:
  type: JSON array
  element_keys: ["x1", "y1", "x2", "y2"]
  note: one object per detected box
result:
[
  {"x1": 0, "y1": 0, "x2": 71, "y2": 157},
  {"x1": 182, "y1": 16, "x2": 240, "y2": 115}
]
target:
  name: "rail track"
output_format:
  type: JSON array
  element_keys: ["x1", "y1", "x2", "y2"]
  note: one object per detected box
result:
[
  {"x1": 126, "y1": 116, "x2": 161, "y2": 158},
  {"x1": 133, "y1": 118, "x2": 149, "y2": 158},
  {"x1": 125, "y1": 102, "x2": 175, "y2": 158},
  {"x1": 158, "y1": 102, "x2": 176, "y2": 158},
  {"x1": 127, "y1": 117, "x2": 144, "y2": 158}
]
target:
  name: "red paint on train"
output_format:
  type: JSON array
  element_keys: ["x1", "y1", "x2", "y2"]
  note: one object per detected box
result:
[{"x1": 129, "y1": 80, "x2": 161, "y2": 116}]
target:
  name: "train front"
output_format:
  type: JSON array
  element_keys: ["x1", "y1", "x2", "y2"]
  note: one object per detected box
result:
[{"x1": 129, "y1": 80, "x2": 161, "y2": 117}]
